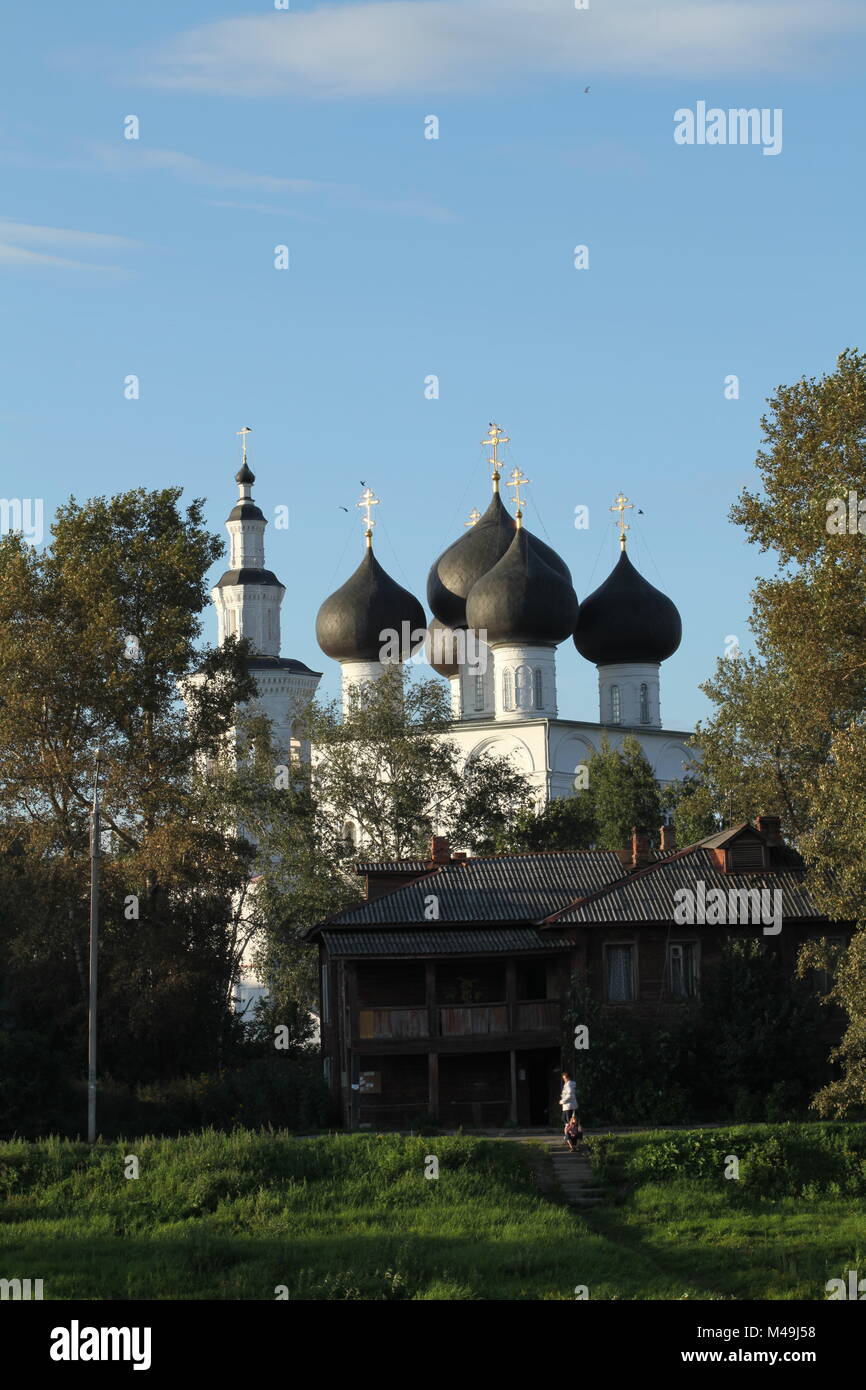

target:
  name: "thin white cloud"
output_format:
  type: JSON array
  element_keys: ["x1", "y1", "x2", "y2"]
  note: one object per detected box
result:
[
  {"x1": 205, "y1": 199, "x2": 321, "y2": 221},
  {"x1": 0, "y1": 218, "x2": 138, "y2": 274},
  {"x1": 91, "y1": 143, "x2": 344, "y2": 195},
  {"x1": 137, "y1": 0, "x2": 866, "y2": 97},
  {"x1": 0, "y1": 243, "x2": 126, "y2": 273},
  {"x1": 0, "y1": 218, "x2": 140, "y2": 250},
  {"x1": 91, "y1": 142, "x2": 457, "y2": 221}
]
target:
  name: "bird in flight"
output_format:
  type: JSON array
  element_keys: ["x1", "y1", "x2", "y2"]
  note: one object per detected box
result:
[
  {"x1": 338, "y1": 506, "x2": 348, "y2": 512},
  {"x1": 584, "y1": 86, "x2": 590, "y2": 94}
]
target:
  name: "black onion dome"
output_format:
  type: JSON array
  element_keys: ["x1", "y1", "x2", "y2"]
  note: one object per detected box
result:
[
  {"x1": 465, "y1": 528, "x2": 579, "y2": 646},
  {"x1": 424, "y1": 617, "x2": 460, "y2": 678},
  {"x1": 427, "y1": 492, "x2": 513, "y2": 628},
  {"x1": 427, "y1": 494, "x2": 572, "y2": 628},
  {"x1": 235, "y1": 462, "x2": 255, "y2": 485},
  {"x1": 523, "y1": 528, "x2": 572, "y2": 584},
  {"x1": 216, "y1": 567, "x2": 282, "y2": 588},
  {"x1": 316, "y1": 548, "x2": 426, "y2": 662},
  {"x1": 228, "y1": 500, "x2": 265, "y2": 521},
  {"x1": 573, "y1": 549, "x2": 682, "y2": 665}
]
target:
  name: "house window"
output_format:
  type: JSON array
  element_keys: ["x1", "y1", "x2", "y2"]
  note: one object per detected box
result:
[
  {"x1": 605, "y1": 944, "x2": 635, "y2": 1001},
  {"x1": 610, "y1": 685, "x2": 621, "y2": 724},
  {"x1": 323, "y1": 1057, "x2": 332, "y2": 1086},
  {"x1": 321, "y1": 965, "x2": 331, "y2": 1024},
  {"x1": 667, "y1": 942, "x2": 698, "y2": 998},
  {"x1": 474, "y1": 673, "x2": 484, "y2": 711},
  {"x1": 639, "y1": 683, "x2": 649, "y2": 723},
  {"x1": 533, "y1": 668, "x2": 543, "y2": 710},
  {"x1": 503, "y1": 668, "x2": 514, "y2": 710}
]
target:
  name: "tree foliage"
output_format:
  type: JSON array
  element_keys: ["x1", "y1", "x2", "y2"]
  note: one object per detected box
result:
[
  {"x1": 695, "y1": 349, "x2": 866, "y2": 1111},
  {"x1": 0, "y1": 489, "x2": 261, "y2": 1084}
]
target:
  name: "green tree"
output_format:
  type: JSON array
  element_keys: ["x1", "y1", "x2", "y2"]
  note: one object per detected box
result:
[
  {"x1": 696, "y1": 349, "x2": 866, "y2": 843},
  {"x1": 0, "y1": 489, "x2": 258, "y2": 1082},
  {"x1": 660, "y1": 775, "x2": 720, "y2": 847},
  {"x1": 694, "y1": 349, "x2": 866, "y2": 1109},
  {"x1": 589, "y1": 735, "x2": 662, "y2": 851},
  {"x1": 495, "y1": 793, "x2": 597, "y2": 852}
]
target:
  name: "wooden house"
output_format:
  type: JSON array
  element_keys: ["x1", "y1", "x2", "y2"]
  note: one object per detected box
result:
[{"x1": 308, "y1": 818, "x2": 849, "y2": 1129}]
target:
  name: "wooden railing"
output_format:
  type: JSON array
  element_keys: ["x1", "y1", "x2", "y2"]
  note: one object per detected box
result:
[
  {"x1": 439, "y1": 1004, "x2": 508, "y2": 1036},
  {"x1": 358, "y1": 1007, "x2": 428, "y2": 1040},
  {"x1": 356, "y1": 998, "x2": 561, "y2": 1040},
  {"x1": 515, "y1": 999, "x2": 561, "y2": 1031}
]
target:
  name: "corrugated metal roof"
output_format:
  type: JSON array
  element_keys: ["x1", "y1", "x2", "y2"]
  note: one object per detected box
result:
[
  {"x1": 321, "y1": 928, "x2": 576, "y2": 956},
  {"x1": 354, "y1": 860, "x2": 430, "y2": 874},
  {"x1": 326, "y1": 851, "x2": 625, "y2": 926},
  {"x1": 548, "y1": 848, "x2": 827, "y2": 924}
]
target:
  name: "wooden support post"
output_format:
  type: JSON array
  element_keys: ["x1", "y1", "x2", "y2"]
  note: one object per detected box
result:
[
  {"x1": 506, "y1": 958, "x2": 516, "y2": 1034},
  {"x1": 425, "y1": 961, "x2": 437, "y2": 1039},
  {"x1": 428, "y1": 1051, "x2": 439, "y2": 1123},
  {"x1": 509, "y1": 1049, "x2": 518, "y2": 1126}
]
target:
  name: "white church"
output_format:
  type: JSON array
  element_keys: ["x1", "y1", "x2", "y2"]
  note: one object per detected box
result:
[
  {"x1": 208, "y1": 424, "x2": 693, "y2": 1014},
  {"x1": 315, "y1": 424, "x2": 691, "y2": 808}
]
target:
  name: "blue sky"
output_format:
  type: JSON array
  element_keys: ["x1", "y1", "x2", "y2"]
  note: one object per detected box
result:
[{"x1": 2, "y1": 0, "x2": 865, "y2": 730}]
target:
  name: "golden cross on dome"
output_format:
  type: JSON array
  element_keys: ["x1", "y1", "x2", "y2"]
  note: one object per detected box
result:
[
  {"x1": 357, "y1": 486, "x2": 380, "y2": 547},
  {"x1": 464, "y1": 508, "x2": 481, "y2": 528},
  {"x1": 506, "y1": 466, "x2": 530, "y2": 528},
  {"x1": 236, "y1": 426, "x2": 252, "y2": 466},
  {"x1": 481, "y1": 422, "x2": 509, "y2": 493},
  {"x1": 610, "y1": 492, "x2": 634, "y2": 550}
]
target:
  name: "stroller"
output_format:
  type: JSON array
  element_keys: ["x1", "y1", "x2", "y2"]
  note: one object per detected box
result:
[{"x1": 563, "y1": 1115, "x2": 583, "y2": 1152}]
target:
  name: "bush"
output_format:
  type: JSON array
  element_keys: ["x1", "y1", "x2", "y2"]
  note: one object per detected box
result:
[
  {"x1": 0, "y1": 1052, "x2": 332, "y2": 1141},
  {"x1": 0, "y1": 1028, "x2": 76, "y2": 1139},
  {"x1": 588, "y1": 1122, "x2": 866, "y2": 1198}
]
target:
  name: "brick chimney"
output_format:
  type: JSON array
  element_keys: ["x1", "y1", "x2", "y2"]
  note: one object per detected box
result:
[
  {"x1": 430, "y1": 835, "x2": 451, "y2": 863},
  {"x1": 621, "y1": 826, "x2": 652, "y2": 869},
  {"x1": 755, "y1": 814, "x2": 783, "y2": 847},
  {"x1": 660, "y1": 823, "x2": 677, "y2": 854}
]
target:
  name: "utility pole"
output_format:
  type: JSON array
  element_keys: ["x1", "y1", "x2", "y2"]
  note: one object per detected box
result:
[{"x1": 87, "y1": 745, "x2": 102, "y2": 1145}]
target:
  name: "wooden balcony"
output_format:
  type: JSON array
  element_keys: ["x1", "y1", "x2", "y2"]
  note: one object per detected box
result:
[
  {"x1": 356, "y1": 998, "x2": 561, "y2": 1041},
  {"x1": 515, "y1": 999, "x2": 561, "y2": 1031},
  {"x1": 358, "y1": 1007, "x2": 428, "y2": 1040},
  {"x1": 439, "y1": 1004, "x2": 508, "y2": 1037}
]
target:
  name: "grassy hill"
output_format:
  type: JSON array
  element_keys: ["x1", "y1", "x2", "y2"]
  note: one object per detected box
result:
[{"x1": 1, "y1": 1126, "x2": 864, "y2": 1300}]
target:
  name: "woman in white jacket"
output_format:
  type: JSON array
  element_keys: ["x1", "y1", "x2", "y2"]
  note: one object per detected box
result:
[{"x1": 560, "y1": 1071, "x2": 578, "y2": 1122}]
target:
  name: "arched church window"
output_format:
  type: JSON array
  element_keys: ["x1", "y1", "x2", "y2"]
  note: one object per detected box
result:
[
  {"x1": 639, "y1": 683, "x2": 649, "y2": 723},
  {"x1": 533, "y1": 668, "x2": 543, "y2": 710},
  {"x1": 611, "y1": 684, "x2": 621, "y2": 724},
  {"x1": 474, "y1": 673, "x2": 484, "y2": 711},
  {"x1": 502, "y1": 668, "x2": 514, "y2": 711},
  {"x1": 515, "y1": 664, "x2": 533, "y2": 709}
]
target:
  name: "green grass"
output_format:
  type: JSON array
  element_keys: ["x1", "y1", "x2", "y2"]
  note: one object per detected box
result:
[{"x1": 1, "y1": 1126, "x2": 864, "y2": 1299}]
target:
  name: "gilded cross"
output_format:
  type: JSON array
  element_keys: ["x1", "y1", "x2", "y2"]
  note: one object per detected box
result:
[
  {"x1": 236, "y1": 426, "x2": 252, "y2": 466},
  {"x1": 481, "y1": 422, "x2": 510, "y2": 491},
  {"x1": 357, "y1": 486, "x2": 380, "y2": 545},
  {"x1": 507, "y1": 466, "x2": 530, "y2": 526},
  {"x1": 464, "y1": 508, "x2": 481, "y2": 528},
  {"x1": 610, "y1": 492, "x2": 634, "y2": 549}
]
